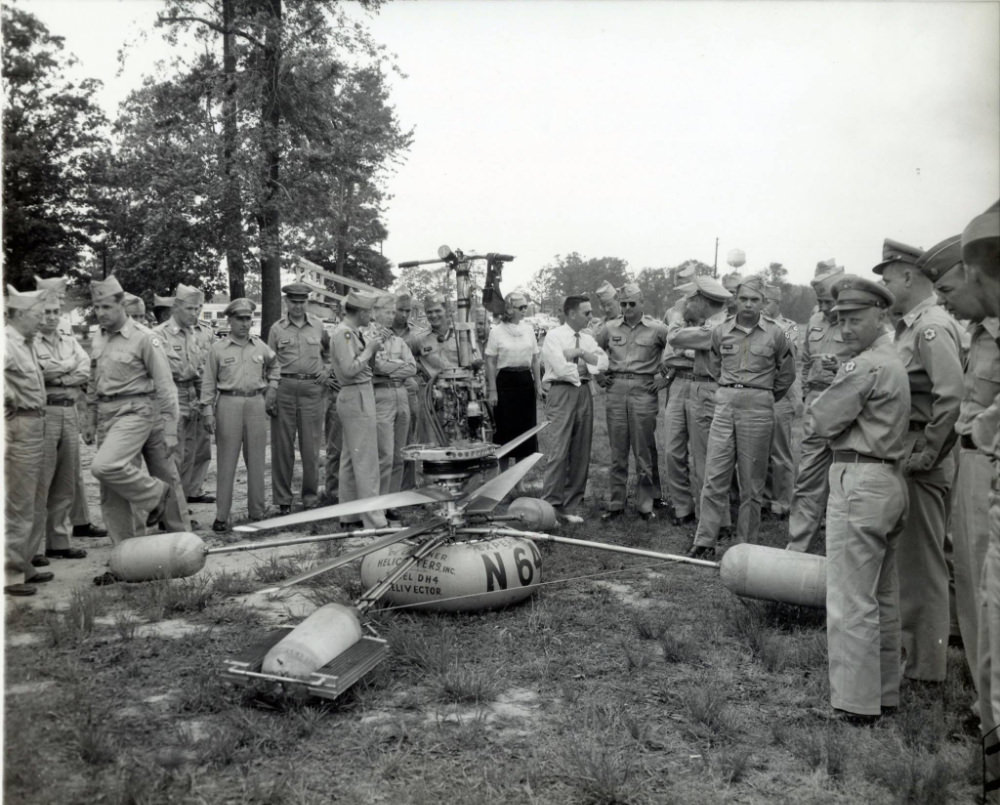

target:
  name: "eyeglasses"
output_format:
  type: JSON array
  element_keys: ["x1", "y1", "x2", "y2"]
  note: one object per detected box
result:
[
  {"x1": 515, "y1": 305, "x2": 529, "y2": 311},
  {"x1": 621, "y1": 301, "x2": 639, "y2": 308}
]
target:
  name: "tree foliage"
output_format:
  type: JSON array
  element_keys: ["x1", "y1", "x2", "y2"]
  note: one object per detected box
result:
[
  {"x1": 2, "y1": 6, "x2": 109, "y2": 289},
  {"x1": 530, "y1": 253, "x2": 631, "y2": 314}
]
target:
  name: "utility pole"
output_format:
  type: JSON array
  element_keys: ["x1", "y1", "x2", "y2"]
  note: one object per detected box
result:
[{"x1": 713, "y1": 237, "x2": 719, "y2": 277}]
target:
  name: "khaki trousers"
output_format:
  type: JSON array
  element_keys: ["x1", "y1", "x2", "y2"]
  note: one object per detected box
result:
[
  {"x1": 374, "y1": 385, "x2": 410, "y2": 495},
  {"x1": 663, "y1": 377, "x2": 694, "y2": 518},
  {"x1": 605, "y1": 376, "x2": 659, "y2": 515},
  {"x1": 541, "y1": 382, "x2": 594, "y2": 514},
  {"x1": 337, "y1": 384, "x2": 386, "y2": 529},
  {"x1": 214, "y1": 393, "x2": 268, "y2": 522},
  {"x1": 5, "y1": 414, "x2": 45, "y2": 584},
  {"x1": 271, "y1": 377, "x2": 322, "y2": 507}
]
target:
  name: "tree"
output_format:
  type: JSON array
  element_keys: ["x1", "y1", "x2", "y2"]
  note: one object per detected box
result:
[
  {"x1": 530, "y1": 253, "x2": 631, "y2": 314},
  {"x1": 2, "y1": 6, "x2": 109, "y2": 289}
]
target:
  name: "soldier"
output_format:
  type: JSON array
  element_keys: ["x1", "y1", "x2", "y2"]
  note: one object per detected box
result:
[
  {"x1": 268, "y1": 282, "x2": 330, "y2": 514},
  {"x1": 186, "y1": 297, "x2": 217, "y2": 504},
  {"x1": 370, "y1": 293, "x2": 417, "y2": 497},
  {"x1": 83, "y1": 276, "x2": 177, "y2": 582},
  {"x1": 594, "y1": 283, "x2": 670, "y2": 521},
  {"x1": 874, "y1": 238, "x2": 964, "y2": 682},
  {"x1": 412, "y1": 293, "x2": 482, "y2": 376},
  {"x1": 762, "y1": 284, "x2": 801, "y2": 519},
  {"x1": 201, "y1": 299, "x2": 279, "y2": 531},
  {"x1": 31, "y1": 293, "x2": 90, "y2": 563},
  {"x1": 786, "y1": 266, "x2": 852, "y2": 552},
  {"x1": 589, "y1": 280, "x2": 620, "y2": 333},
  {"x1": 391, "y1": 289, "x2": 426, "y2": 490},
  {"x1": 811, "y1": 275, "x2": 909, "y2": 725},
  {"x1": 330, "y1": 290, "x2": 387, "y2": 529},
  {"x1": 687, "y1": 274, "x2": 795, "y2": 558},
  {"x1": 666, "y1": 276, "x2": 732, "y2": 527},
  {"x1": 5, "y1": 287, "x2": 53, "y2": 595},
  {"x1": 152, "y1": 294, "x2": 174, "y2": 325}
]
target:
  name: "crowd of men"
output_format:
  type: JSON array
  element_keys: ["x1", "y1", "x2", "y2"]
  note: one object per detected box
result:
[{"x1": 4, "y1": 200, "x2": 999, "y2": 755}]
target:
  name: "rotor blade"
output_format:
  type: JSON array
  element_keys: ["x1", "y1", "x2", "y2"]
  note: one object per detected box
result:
[
  {"x1": 460, "y1": 453, "x2": 544, "y2": 514},
  {"x1": 234, "y1": 487, "x2": 451, "y2": 533},
  {"x1": 205, "y1": 527, "x2": 402, "y2": 556},
  {"x1": 494, "y1": 421, "x2": 549, "y2": 460},
  {"x1": 258, "y1": 516, "x2": 447, "y2": 593}
]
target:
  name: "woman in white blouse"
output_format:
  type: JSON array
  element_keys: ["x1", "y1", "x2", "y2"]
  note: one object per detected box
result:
[{"x1": 484, "y1": 291, "x2": 543, "y2": 464}]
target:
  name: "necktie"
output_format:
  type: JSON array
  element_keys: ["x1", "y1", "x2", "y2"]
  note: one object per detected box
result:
[{"x1": 574, "y1": 333, "x2": 588, "y2": 379}]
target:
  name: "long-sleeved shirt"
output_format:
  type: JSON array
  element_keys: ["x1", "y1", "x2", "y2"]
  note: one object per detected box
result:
[
  {"x1": 893, "y1": 294, "x2": 964, "y2": 461},
  {"x1": 153, "y1": 317, "x2": 208, "y2": 383},
  {"x1": 200, "y1": 335, "x2": 280, "y2": 406},
  {"x1": 267, "y1": 313, "x2": 330, "y2": 377},
  {"x1": 330, "y1": 319, "x2": 374, "y2": 385},
  {"x1": 667, "y1": 310, "x2": 729, "y2": 378},
  {"x1": 709, "y1": 314, "x2": 795, "y2": 399},
  {"x1": 34, "y1": 329, "x2": 90, "y2": 403},
  {"x1": 809, "y1": 333, "x2": 911, "y2": 461},
  {"x1": 540, "y1": 323, "x2": 608, "y2": 386},
  {"x1": 801, "y1": 311, "x2": 854, "y2": 397},
  {"x1": 594, "y1": 315, "x2": 670, "y2": 375},
  {"x1": 4, "y1": 325, "x2": 46, "y2": 412}
]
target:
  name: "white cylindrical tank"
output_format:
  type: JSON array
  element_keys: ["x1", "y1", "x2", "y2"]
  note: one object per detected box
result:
[
  {"x1": 261, "y1": 603, "x2": 363, "y2": 679},
  {"x1": 719, "y1": 544, "x2": 826, "y2": 609},
  {"x1": 359, "y1": 536, "x2": 541, "y2": 612},
  {"x1": 727, "y1": 248, "x2": 746, "y2": 268},
  {"x1": 507, "y1": 497, "x2": 557, "y2": 530},
  {"x1": 108, "y1": 532, "x2": 207, "y2": 582}
]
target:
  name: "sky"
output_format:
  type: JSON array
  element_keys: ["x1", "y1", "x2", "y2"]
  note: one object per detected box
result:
[{"x1": 16, "y1": 0, "x2": 1000, "y2": 290}]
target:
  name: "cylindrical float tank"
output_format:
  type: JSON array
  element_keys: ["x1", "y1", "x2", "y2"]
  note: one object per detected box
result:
[
  {"x1": 262, "y1": 603, "x2": 362, "y2": 679},
  {"x1": 359, "y1": 536, "x2": 541, "y2": 612},
  {"x1": 108, "y1": 532, "x2": 207, "y2": 582},
  {"x1": 507, "y1": 497, "x2": 558, "y2": 530},
  {"x1": 719, "y1": 544, "x2": 826, "y2": 608}
]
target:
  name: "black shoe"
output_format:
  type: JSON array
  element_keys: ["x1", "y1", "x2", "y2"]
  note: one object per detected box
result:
[
  {"x1": 340, "y1": 520, "x2": 364, "y2": 530},
  {"x1": 211, "y1": 519, "x2": 228, "y2": 533},
  {"x1": 638, "y1": 511, "x2": 657, "y2": 522},
  {"x1": 31, "y1": 554, "x2": 50, "y2": 567},
  {"x1": 72, "y1": 523, "x2": 108, "y2": 538},
  {"x1": 653, "y1": 498, "x2": 670, "y2": 510},
  {"x1": 187, "y1": 493, "x2": 216, "y2": 504},
  {"x1": 671, "y1": 512, "x2": 696, "y2": 527},
  {"x1": 25, "y1": 571, "x2": 54, "y2": 584},
  {"x1": 833, "y1": 709, "x2": 879, "y2": 727},
  {"x1": 600, "y1": 510, "x2": 624, "y2": 522},
  {"x1": 5, "y1": 583, "x2": 37, "y2": 596},
  {"x1": 718, "y1": 527, "x2": 734, "y2": 542},
  {"x1": 46, "y1": 548, "x2": 88, "y2": 559},
  {"x1": 278, "y1": 504, "x2": 292, "y2": 516},
  {"x1": 146, "y1": 485, "x2": 170, "y2": 527},
  {"x1": 686, "y1": 545, "x2": 715, "y2": 560},
  {"x1": 93, "y1": 571, "x2": 121, "y2": 587}
]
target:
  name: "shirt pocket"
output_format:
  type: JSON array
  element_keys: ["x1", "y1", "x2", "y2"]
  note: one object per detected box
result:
[
  {"x1": 747, "y1": 343, "x2": 775, "y2": 372},
  {"x1": 102, "y1": 351, "x2": 138, "y2": 384}
]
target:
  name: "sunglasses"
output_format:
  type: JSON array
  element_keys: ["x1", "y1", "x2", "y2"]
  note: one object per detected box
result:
[
  {"x1": 515, "y1": 305, "x2": 529, "y2": 311},
  {"x1": 621, "y1": 301, "x2": 639, "y2": 308}
]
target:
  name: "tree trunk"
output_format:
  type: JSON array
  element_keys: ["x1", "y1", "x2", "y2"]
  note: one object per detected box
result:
[
  {"x1": 222, "y1": 0, "x2": 247, "y2": 300},
  {"x1": 259, "y1": 0, "x2": 282, "y2": 341}
]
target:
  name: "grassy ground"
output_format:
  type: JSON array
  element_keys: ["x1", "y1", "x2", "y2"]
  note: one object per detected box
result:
[{"x1": 3, "y1": 393, "x2": 983, "y2": 804}]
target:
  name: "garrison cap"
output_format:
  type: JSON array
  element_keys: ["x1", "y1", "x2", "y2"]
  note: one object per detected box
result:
[
  {"x1": 372, "y1": 292, "x2": 397, "y2": 310},
  {"x1": 619, "y1": 282, "x2": 642, "y2": 301},
  {"x1": 832, "y1": 275, "x2": 894, "y2": 312},
  {"x1": 423, "y1": 292, "x2": 448, "y2": 308},
  {"x1": 281, "y1": 282, "x2": 312, "y2": 300},
  {"x1": 721, "y1": 272, "x2": 743, "y2": 292},
  {"x1": 692, "y1": 274, "x2": 731, "y2": 303},
  {"x1": 764, "y1": 284, "x2": 782, "y2": 302},
  {"x1": 345, "y1": 290, "x2": 376, "y2": 310},
  {"x1": 91, "y1": 275, "x2": 124, "y2": 302},
  {"x1": 962, "y1": 200, "x2": 1000, "y2": 276},
  {"x1": 225, "y1": 298, "x2": 256, "y2": 317},
  {"x1": 122, "y1": 292, "x2": 144, "y2": 311},
  {"x1": 915, "y1": 235, "x2": 962, "y2": 283},
  {"x1": 394, "y1": 286, "x2": 413, "y2": 304},
  {"x1": 152, "y1": 294, "x2": 174, "y2": 309},
  {"x1": 174, "y1": 283, "x2": 205, "y2": 304},
  {"x1": 595, "y1": 280, "x2": 618, "y2": 302},
  {"x1": 811, "y1": 265, "x2": 845, "y2": 300},
  {"x1": 814, "y1": 259, "x2": 837, "y2": 277},
  {"x1": 6, "y1": 285, "x2": 47, "y2": 311},
  {"x1": 35, "y1": 275, "x2": 68, "y2": 293},
  {"x1": 871, "y1": 238, "x2": 924, "y2": 275},
  {"x1": 736, "y1": 274, "x2": 767, "y2": 297}
]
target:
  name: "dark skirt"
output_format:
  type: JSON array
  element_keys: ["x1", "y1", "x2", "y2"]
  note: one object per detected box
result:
[{"x1": 493, "y1": 367, "x2": 538, "y2": 459}]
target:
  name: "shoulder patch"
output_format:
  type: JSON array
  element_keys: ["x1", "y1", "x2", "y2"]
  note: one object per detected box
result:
[
  {"x1": 344, "y1": 332, "x2": 352, "y2": 340},
  {"x1": 923, "y1": 328, "x2": 936, "y2": 341},
  {"x1": 843, "y1": 360, "x2": 856, "y2": 373},
  {"x1": 151, "y1": 337, "x2": 161, "y2": 348}
]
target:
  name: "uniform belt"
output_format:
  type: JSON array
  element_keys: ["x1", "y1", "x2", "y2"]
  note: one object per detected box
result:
[
  {"x1": 97, "y1": 392, "x2": 152, "y2": 402},
  {"x1": 960, "y1": 433, "x2": 977, "y2": 451},
  {"x1": 45, "y1": 398, "x2": 77, "y2": 407},
  {"x1": 498, "y1": 366, "x2": 532, "y2": 373},
  {"x1": 6, "y1": 407, "x2": 44, "y2": 418},
  {"x1": 218, "y1": 389, "x2": 266, "y2": 397},
  {"x1": 372, "y1": 378, "x2": 406, "y2": 387},
  {"x1": 908, "y1": 420, "x2": 926, "y2": 432},
  {"x1": 609, "y1": 372, "x2": 654, "y2": 380},
  {"x1": 174, "y1": 378, "x2": 197, "y2": 387},
  {"x1": 550, "y1": 380, "x2": 588, "y2": 386},
  {"x1": 672, "y1": 370, "x2": 711, "y2": 382},
  {"x1": 280, "y1": 373, "x2": 319, "y2": 380},
  {"x1": 721, "y1": 383, "x2": 771, "y2": 391},
  {"x1": 832, "y1": 450, "x2": 896, "y2": 465}
]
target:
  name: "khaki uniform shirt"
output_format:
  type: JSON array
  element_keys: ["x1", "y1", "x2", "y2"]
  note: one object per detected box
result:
[
  {"x1": 35, "y1": 329, "x2": 90, "y2": 403},
  {"x1": 412, "y1": 326, "x2": 481, "y2": 376},
  {"x1": 369, "y1": 326, "x2": 418, "y2": 382},
  {"x1": 810, "y1": 333, "x2": 911, "y2": 461},
  {"x1": 330, "y1": 320, "x2": 374, "y2": 385},
  {"x1": 153, "y1": 318, "x2": 207, "y2": 383},
  {"x1": 956, "y1": 318, "x2": 1000, "y2": 437},
  {"x1": 668, "y1": 310, "x2": 729, "y2": 378},
  {"x1": 395, "y1": 322, "x2": 428, "y2": 394},
  {"x1": 709, "y1": 314, "x2": 795, "y2": 398},
  {"x1": 894, "y1": 295, "x2": 964, "y2": 460},
  {"x1": 801, "y1": 312, "x2": 854, "y2": 395},
  {"x1": 595, "y1": 315, "x2": 670, "y2": 375},
  {"x1": 4, "y1": 326, "x2": 46, "y2": 412},
  {"x1": 200, "y1": 335, "x2": 280, "y2": 407},
  {"x1": 267, "y1": 313, "x2": 330, "y2": 377}
]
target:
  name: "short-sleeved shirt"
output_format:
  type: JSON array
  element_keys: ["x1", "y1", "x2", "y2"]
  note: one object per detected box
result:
[
  {"x1": 709, "y1": 315, "x2": 795, "y2": 397},
  {"x1": 595, "y1": 315, "x2": 670, "y2": 375},
  {"x1": 667, "y1": 310, "x2": 728, "y2": 378},
  {"x1": 485, "y1": 322, "x2": 538, "y2": 369},
  {"x1": 957, "y1": 318, "x2": 1000, "y2": 437},
  {"x1": 4, "y1": 326, "x2": 46, "y2": 412},
  {"x1": 200, "y1": 335, "x2": 279, "y2": 405},
  {"x1": 809, "y1": 333, "x2": 911, "y2": 461},
  {"x1": 267, "y1": 313, "x2": 330, "y2": 377},
  {"x1": 413, "y1": 326, "x2": 481, "y2": 376}
]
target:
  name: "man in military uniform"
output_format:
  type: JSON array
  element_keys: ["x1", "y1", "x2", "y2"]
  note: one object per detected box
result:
[
  {"x1": 762, "y1": 284, "x2": 801, "y2": 519},
  {"x1": 186, "y1": 296, "x2": 217, "y2": 504},
  {"x1": 84, "y1": 276, "x2": 177, "y2": 576},
  {"x1": 594, "y1": 283, "x2": 670, "y2": 521},
  {"x1": 331, "y1": 290, "x2": 387, "y2": 529},
  {"x1": 688, "y1": 275, "x2": 795, "y2": 557},
  {"x1": 201, "y1": 299, "x2": 279, "y2": 531},
  {"x1": 810, "y1": 275, "x2": 909, "y2": 725},
  {"x1": 152, "y1": 294, "x2": 174, "y2": 325},
  {"x1": 31, "y1": 293, "x2": 90, "y2": 563},
  {"x1": 391, "y1": 290, "x2": 426, "y2": 490},
  {"x1": 786, "y1": 266, "x2": 852, "y2": 552},
  {"x1": 666, "y1": 276, "x2": 732, "y2": 527},
  {"x1": 268, "y1": 282, "x2": 330, "y2": 514},
  {"x1": 875, "y1": 238, "x2": 964, "y2": 682},
  {"x1": 411, "y1": 294, "x2": 482, "y2": 377},
  {"x1": 5, "y1": 287, "x2": 53, "y2": 595}
]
